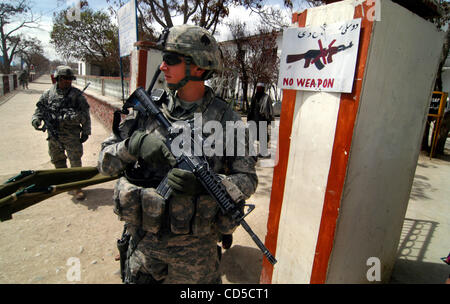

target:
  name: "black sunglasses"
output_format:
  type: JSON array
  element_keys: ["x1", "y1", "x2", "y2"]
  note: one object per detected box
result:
[
  {"x1": 162, "y1": 52, "x2": 183, "y2": 66},
  {"x1": 60, "y1": 76, "x2": 74, "y2": 80}
]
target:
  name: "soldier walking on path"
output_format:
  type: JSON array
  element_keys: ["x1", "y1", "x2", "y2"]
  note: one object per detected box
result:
[
  {"x1": 247, "y1": 83, "x2": 274, "y2": 156},
  {"x1": 31, "y1": 66, "x2": 91, "y2": 200},
  {"x1": 19, "y1": 70, "x2": 29, "y2": 89}
]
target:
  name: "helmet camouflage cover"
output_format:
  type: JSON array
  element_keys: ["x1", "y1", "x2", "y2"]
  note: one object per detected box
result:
[
  {"x1": 157, "y1": 25, "x2": 223, "y2": 78},
  {"x1": 55, "y1": 65, "x2": 76, "y2": 80}
]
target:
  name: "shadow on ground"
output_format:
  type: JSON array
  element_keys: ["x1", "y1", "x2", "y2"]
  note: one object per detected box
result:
[
  {"x1": 390, "y1": 217, "x2": 449, "y2": 283},
  {"x1": 220, "y1": 245, "x2": 263, "y2": 283},
  {"x1": 70, "y1": 187, "x2": 114, "y2": 210}
]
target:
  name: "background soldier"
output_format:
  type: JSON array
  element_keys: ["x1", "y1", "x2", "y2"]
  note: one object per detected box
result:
[
  {"x1": 19, "y1": 70, "x2": 29, "y2": 89},
  {"x1": 247, "y1": 83, "x2": 274, "y2": 155},
  {"x1": 31, "y1": 65, "x2": 91, "y2": 200},
  {"x1": 98, "y1": 25, "x2": 258, "y2": 284}
]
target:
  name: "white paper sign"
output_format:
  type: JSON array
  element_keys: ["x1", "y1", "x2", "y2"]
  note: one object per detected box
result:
[
  {"x1": 118, "y1": 0, "x2": 138, "y2": 57},
  {"x1": 278, "y1": 19, "x2": 361, "y2": 93}
]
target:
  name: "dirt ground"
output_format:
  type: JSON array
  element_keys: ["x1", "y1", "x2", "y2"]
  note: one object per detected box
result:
[
  {"x1": 0, "y1": 76, "x2": 274, "y2": 284},
  {"x1": 0, "y1": 170, "x2": 273, "y2": 284}
]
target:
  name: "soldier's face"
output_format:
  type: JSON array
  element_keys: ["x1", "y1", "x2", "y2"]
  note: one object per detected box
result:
[
  {"x1": 160, "y1": 53, "x2": 187, "y2": 85},
  {"x1": 160, "y1": 52, "x2": 205, "y2": 85},
  {"x1": 58, "y1": 76, "x2": 72, "y2": 90}
]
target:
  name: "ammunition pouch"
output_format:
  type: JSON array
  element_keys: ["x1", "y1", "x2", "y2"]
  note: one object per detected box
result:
[
  {"x1": 116, "y1": 174, "x2": 233, "y2": 236},
  {"x1": 61, "y1": 109, "x2": 80, "y2": 122},
  {"x1": 113, "y1": 177, "x2": 142, "y2": 226},
  {"x1": 169, "y1": 195, "x2": 195, "y2": 234},
  {"x1": 141, "y1": 188, "x2": 165, "y2": 234},
  {"x1": 192, "y1": 195, "x2": 218, "y2": 236}
]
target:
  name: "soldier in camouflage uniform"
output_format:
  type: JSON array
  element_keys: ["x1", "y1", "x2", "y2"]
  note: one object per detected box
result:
[
  {"x1": 19, "y1": 70, "x2": 29, "y2": 89},
  {"x1": 32, "y1": 66, "x2": 91, "y2": 200},
  {"x1": 98, "y1": 25, "x2": 258, "y2": 284}
]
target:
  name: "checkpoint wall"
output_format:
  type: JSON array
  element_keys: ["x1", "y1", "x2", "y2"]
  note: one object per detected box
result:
[
  {"x1": 262, "y1": 0, "x2": 444, "y2": 283},
  {"x1": 325, "y1": 0, "x2": 444, "y2": 283}
]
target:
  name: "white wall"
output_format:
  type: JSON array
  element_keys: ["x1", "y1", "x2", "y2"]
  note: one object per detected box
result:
[
  {"x1": 0, "y1": 74, "x2": 17, "y2": 96},
  {"x1": 129, "y1": 49, "x2": 164, "y2": 92},
  {"x1": 326, "y1": 0, "x2": 444, "y2": 283},
  {"x1": 272, "y1": 1, "x2": 355, "y2": 284},
  {"x1": 271, "y1": 0, "x2": 444, "y2": 283},
  {"x1": 272, "y1": 91, "x2": 341, "y2": 283},
  {"x1": 78, "y1": 61, "x2": 90, "y2": 76}
]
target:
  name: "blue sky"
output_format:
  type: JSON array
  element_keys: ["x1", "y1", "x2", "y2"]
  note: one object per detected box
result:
[
  {"x1": 10, "y1": 0, "x2": 308, "y2": 61},
  {"x1": 30, "y1": 0, "x2": 110, "y2": 16}
]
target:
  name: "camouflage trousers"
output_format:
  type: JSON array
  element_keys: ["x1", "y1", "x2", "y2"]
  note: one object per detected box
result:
[
  {"x1": 48, "y1": 136, "x2": 83, "y2": 168},
  {"x1": 128, "y1": 232, "x2": 221, "y2": 284}
]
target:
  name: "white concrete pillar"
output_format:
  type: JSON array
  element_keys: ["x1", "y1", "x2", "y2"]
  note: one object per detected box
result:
[
  {"x1": 261, "y1": 0, "x2": 445, "y2": 283},
  {"x1": 129, "y1": 44, "x2": 164, "y2": 93}
]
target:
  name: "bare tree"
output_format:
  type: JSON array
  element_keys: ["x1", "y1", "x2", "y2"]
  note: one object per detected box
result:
[
  {"x1": 17, "y1": 37, "x2": 44, "y2": 69},
  {"x1": 221, "y1": 20, "x2": 281, "y2": 111},
  {"x1": 246, "y1": 26, "x2": 280, "y2": 92},
  {"x1": 304, "y1": 0, "x2": 325, "y2": 6},
  {"x1": 107, "y1": 0, "x2": 265, "y2": 36},
  {"x1": 225, "y1": 20, "x2": 251, "y2": 111},
  {"x1": 0, "y1": 0, "x2": 39, "y2": 73}
]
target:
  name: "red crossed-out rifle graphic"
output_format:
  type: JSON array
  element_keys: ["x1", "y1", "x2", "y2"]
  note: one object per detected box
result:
[{"x1": 286, "y1": 39, "x2": 353, "y2": 70}]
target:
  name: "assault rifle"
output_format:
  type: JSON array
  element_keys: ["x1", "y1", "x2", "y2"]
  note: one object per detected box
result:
[
  {"x1": 37, "y1": 82, "x2": 91, "y2": 147},
  {"x1": 286, "y1": 41, "x2": 353, "y2": 70},
  {"x1": 120, "y1": 86, "x2": 278, "y2": 266}
]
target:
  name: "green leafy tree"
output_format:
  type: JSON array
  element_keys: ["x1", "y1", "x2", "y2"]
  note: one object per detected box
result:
[{"x1": 50, "y1": 2, "x2": 121, "y2": 76}]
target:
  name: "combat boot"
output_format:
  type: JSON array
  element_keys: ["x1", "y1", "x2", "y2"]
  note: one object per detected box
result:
[{"x1": 75, "y1": 189, "x2": 85, "y2": 200}]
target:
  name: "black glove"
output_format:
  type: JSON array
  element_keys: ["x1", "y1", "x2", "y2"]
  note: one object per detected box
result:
[
  {"x1": 32, "y1": 119, "x2": 42, "y2": 130},
  {"x1": 128, "y1": 131, "x2": 176, "y2": 167},
  {"x1": 167, "y1": 168, "x2": 205, "y2": 196},
  {"x1": 80, "y1": 132, "x2": 89, "y2": 143}
]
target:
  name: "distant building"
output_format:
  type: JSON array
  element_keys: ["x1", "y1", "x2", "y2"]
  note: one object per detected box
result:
[{"x1": 78, "y1": 61, "x2": 102, "y2": 76}]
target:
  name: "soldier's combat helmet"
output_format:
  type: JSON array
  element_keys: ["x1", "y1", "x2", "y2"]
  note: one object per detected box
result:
[
  {"x1": 153, "y1": 25, "x2": 223, "y2": 90},
  {"x1": 54, "y1": 65, "x2": 76, "y2": 80}
]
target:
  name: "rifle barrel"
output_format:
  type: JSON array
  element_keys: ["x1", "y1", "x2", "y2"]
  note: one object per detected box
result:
[{"x1": 240, "y1": 219, "x2": 277, "y2": 265}]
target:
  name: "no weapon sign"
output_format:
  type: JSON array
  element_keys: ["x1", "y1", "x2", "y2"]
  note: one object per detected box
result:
[{"x1": 278, "y1": 18, "x2": 361, "y2": 93}]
